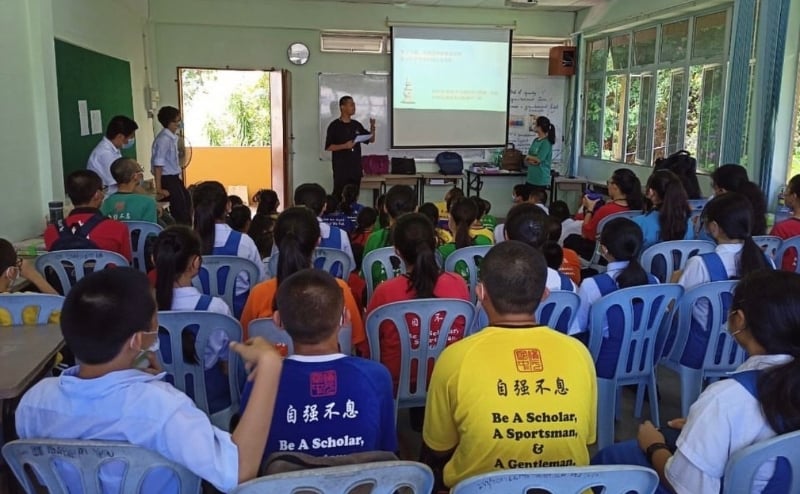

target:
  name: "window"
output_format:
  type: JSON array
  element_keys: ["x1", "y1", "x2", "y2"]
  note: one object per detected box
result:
[
  {"x1": 583, "y1": 78, "x2": 604, "y2": 157},
  {"x1": 633, "y1": 28, "x2": 657, "y2": 66},
  {"x1": 320, "y1": 31, "x2": 389, "y2": 54},
  {"x1": 603, "y1": 75, "x2": 628, "y2": 161},
  {"x1": 791, "y1": 66, "x2": 800, "y2": 178}
]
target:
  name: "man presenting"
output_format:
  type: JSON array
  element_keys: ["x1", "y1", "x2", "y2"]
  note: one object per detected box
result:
[
  {"x1": 86, "y1": 115, "x2": 138, "y2": 197},
  {"x1": 325, "y1": 96, "x2": 375, "y2": 199}
]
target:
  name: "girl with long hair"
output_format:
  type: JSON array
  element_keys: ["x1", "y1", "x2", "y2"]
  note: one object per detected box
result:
[
  {"x1": 634, "y1": 170, "x2": 694, "y2": 249},
  {"x1": 711, "y1": 164, "x2": 767, "y2": 235},
  {"x1": 438, "y1": 197, "x2": 492, "y2": 260}
]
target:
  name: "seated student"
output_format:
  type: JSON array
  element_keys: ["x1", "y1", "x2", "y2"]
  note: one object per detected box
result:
[
  {"x1": 227, "y1": 204, "x2": 252, "y2": 234},
  {"x1": 252, "y1": 188, "x2": 280, "y2": 221},
  {"x1": 192, "y1": 181, "x2": 267, "y2": 317},
  {"x1": 240, "y1": 207, "x2": 366, "y2": 354},
  {"x1": 339, "y1": 183, "x2": 364, "y2": 223},
  {"x1": 435, "y1": 187, "x2": 464, "y2": 221},
  {"x1": 364, "y1": 185, "x2": 417, "y2": 255},
  {"x1": 419, "y1": 202, "x2": 453, "y2": 246},
  {"x1": 228, "y1": 195, "x2": 244, "y2": 207},
  {"x1": 512, "y1": 183, "x2": 549, "y2": 213},
  {"x1": 711, "y1": 164, "x2": 768, "y2": 236},
  {"x1": 248, "y1": 213, "x2": 275, "y2": 261},
  {"x1": 240, "y1": 269, "x2": 397, "y2": 460},
  {"x1": 291, "y1": 184, "x2": 355, "y2": 271},
  {"x1": 478, "y1": 198, "x2": 497, "y2": 232},
  {"x1": 347, "y1": 243, "x2": 367, "y2": 312},
  {"x1": 321, "y1": 194, "x2": 355, "y2": 233},
  {"x1": 770, "y1": 174, "x2": 800, "y2": 271},
  {"x1": 15, "y1": 268, "x2": 283, "y2": 493},
  {"x1": 570, "y1": 218, "x2": 658, "y2": 376},
  {"x1": 101, "y1": 158, "x2": 157, "y2": 223},
  {"x1": 544, "y1": 216, "x2": 581, "y2": 285},
  {"x1": 673, "y1": 192, "x2": 772, "y2": 369},
  {"x1": 422, "y1": 241, "x2": 597, "y2": 491},
  {"x1": 550, "y1": 199, "x2": 583, "y2": 244},
  {"x1": 438, "y1": 198, "x2": 493, "y2": 261},
  {"x1": 593, "y1": 269, "x2": 800, "y2": 494},
  {"x1": 374, "y1": 193, "x2": 390, "y2": 230},
  {"x1": 0, "y1": 239, "x2": 58, "y2": 296},
  {"x1": 44, "y1": 170, "x2": 132, "y2": 262},
  {"x1": 349, "y1": 207, "x2": 377, "y2": 249},
  {"x1": 470, "y1": 198, "x2": 495, "y2": 242},
  {"x1": 154, "y1": 225, "x2": 232, "y2": 413},
  {"x1": 634, "y1": 169, "x2": 694, "y2": 250}
]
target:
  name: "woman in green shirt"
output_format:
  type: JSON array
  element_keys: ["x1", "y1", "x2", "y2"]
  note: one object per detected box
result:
[{"x1": 525, "y1": 116, "x2": 556, "y2": 189}]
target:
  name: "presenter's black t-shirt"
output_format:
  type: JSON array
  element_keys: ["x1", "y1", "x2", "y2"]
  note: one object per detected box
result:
[{"x1": 326, "y1": 118, "x2": 369, "y2": 171}]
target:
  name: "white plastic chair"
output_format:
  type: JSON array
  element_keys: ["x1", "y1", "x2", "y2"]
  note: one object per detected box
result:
[
  {"x1": 193, "y1": 255, "x2": 260, "y2": 317},
  {"x1": 468, "y1": 290, "x2": 580, "y2": 336},
  {"x1": 444, "y1": 245, "x2": 491, "y2": 302},
  {"x1": 362, "y1": 247, "x2": 407, "y2": 302},
  {"x1": 35, "y1": 249, "x2": 129, "y2": 295},
  {"x1": 248, "y1": 317, "x2": 353, "y2": 356},
  {"x1": 122, "y1": 221, "x2": 163, "y2": 273},
  {"x1": 639, "y1": 240, "x2": 716, "y2": 283},
  {"x1": 752, "y1": 235, "x2": 782, "y2": 260},
  {"x1": 774, "y1": 235, "x2": 800, "y2": 273}
]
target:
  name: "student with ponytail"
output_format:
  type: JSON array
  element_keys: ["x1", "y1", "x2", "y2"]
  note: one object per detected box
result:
[
  {"x1": 153, "y1": 225, "x2": 232, "y2": 413},
  {"x1": 438, "y1": 197, "x2": 492, "y2": 261},
  {"x1": 594, "y1": 269, "x2": 800, "y2": 494},
  {"x1": 192, "y1": 181, "x2": 267, "y2": 317},
  {"x1": 525, "y1": 116, "x2": 555, "y2": 191},
  {"x1": 634, "y1": 170, "x2": 695, "y2": 249},
  {"x1": 239, "y1": 207, "x2": 366, "y2": 353},
  {"x1": 711, "y1": 164, "x2": 768, "y2": 235}
]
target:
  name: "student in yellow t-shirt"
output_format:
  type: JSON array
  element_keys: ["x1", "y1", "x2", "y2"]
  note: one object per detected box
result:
[{"x1": 422, "y1": 240, "x2": 597, "y2": 490}]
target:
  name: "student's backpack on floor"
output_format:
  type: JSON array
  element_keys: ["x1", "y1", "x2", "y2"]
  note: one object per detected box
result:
[{"x1": 51, "y1": 214, "x2": 106, "y2": 251}]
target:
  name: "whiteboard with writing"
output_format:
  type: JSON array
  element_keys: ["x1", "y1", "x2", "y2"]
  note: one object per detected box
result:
[{"x1": 508, "y1": 75, "x2": 567, "y2": 163}]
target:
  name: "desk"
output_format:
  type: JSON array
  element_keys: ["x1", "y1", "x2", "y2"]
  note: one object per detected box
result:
[
  {"x1": 551, "y1": 176, "x2": 589, "y2": 205},
  {"x1": 464, "y1": 168, "x2": 526, "y2": 198},
  {"x1": 361, "y1": 173, "x2": 463, "y2": 205}
]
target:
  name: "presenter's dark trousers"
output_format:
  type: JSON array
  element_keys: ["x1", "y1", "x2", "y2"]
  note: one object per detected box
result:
[
  {"x1": 332, "y1": 162, "x2": 362, "y2": 200},
  {"x1": 162, "y1": 174, "x2": 192, "y2": 225}
]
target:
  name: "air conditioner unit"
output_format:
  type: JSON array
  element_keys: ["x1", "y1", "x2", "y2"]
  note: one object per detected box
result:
[{"x1": 505, "y1": 0, "x2": 539, "y2": 7}]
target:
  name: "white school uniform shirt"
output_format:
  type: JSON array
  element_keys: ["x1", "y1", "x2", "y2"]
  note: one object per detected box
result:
[
  {"x1": 151, "y1": 128, "x2": 182, "y2": 176},
  {"x1": 86, "y1": 137, "x2": 121, "y2": 196},
  {"x1": 678, "y1": 243, "x2": 742, "y2": 329},
  {"x1": 171, "y1": 286, "x2": 231, "y2": 370},
  {"x1": 665, "y1": 354, "x2": 792, "y2": 494},
  {"x1": 214, "y1": 223, "x2": 268, "y2": 295}
]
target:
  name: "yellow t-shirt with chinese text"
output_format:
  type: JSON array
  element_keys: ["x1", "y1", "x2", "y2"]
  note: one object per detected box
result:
[{"x1": 422, "y1": 325, "x2": 597, "y2": 488}]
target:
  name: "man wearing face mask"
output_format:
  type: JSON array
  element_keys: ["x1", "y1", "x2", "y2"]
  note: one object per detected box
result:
[
  {"x1": 152, "y1": 106, "x2": 191, "y2": 225},
  {"x1": 87, "y1": 115, "x2": 139, "y2": 198}
]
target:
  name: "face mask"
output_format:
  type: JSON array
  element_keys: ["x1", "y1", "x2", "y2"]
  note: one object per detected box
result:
[
  {"x1": 122, "y1": 138, "x2": 136, "y2": 149},
  {"x1": 145, "y1": 335, "x2": 160, "y2": 353}
]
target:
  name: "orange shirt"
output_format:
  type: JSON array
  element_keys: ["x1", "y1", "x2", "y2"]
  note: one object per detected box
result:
[
  {"x1": 239, "y1": 278, "x2": 366, "y2": 353},
  {"x1": 560, "y1": 247, "x2": 582, "y2": 285}
]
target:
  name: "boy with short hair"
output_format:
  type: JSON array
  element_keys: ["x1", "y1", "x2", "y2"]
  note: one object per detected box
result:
[
  {"x1": 101, "y1": 157, "x2": 158, "y2": 223},
  {"x1": 16, "y1": 268, "x2": 283, "y2": 493},
  {"x1": 240, "y1": 269, "x2": 396, "y2": 460},
  {"x1": 422, "y1": 241, "x2": 596, "y2": 490}
]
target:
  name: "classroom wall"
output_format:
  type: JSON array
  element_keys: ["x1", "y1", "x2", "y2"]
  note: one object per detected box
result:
[{"x1": 148, "y1": 0, "x2": 573, "y2": 213}]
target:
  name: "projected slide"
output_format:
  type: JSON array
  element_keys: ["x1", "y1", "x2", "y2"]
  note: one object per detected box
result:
[{"x1": 392, "y1": 26, "x2": 511, "y2": 148}]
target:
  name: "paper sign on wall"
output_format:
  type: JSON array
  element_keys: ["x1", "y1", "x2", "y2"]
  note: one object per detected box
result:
[
  {"x1": 90, "y1": 110, "x2": 103, "y2": 135},
  {"x1": 78, "y1": 100, "x2": 89, "y2": 136}
]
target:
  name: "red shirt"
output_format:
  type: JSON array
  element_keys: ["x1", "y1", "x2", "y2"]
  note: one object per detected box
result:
[
  {"x1": 582, "y1": 202, "x2": 630, "y2": 239},
  {"x1": 770, "y1": 217, "x2": 800, "y2": 271},
  {"x1": 44, "y1": 207, "x2": 132, "y2": 262},
  {"x1": 347, "y1": 272, "x2": 367, "y2": 312},
  {"x1": 366, "y1": 272, "x2": 470, "y2": 390}
]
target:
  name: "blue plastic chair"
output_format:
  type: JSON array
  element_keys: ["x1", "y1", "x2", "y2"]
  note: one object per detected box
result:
[
  {"x1": 774, "y1": 235, "x2": 800, "y2": 273},
  {"x1": 639, "y1": 240, "x2": 716, "y2": 283},
  {"x1": 231, "y1": 461, "x2": 433, "y2": 494},
  {"x1": 588, "y1": 284, "x2": 684, "y2": 449},
  {"x1": 35, "y1": 249, "x2": 130, "y2": 295},
  {"x1": 268, "y1": 248, "x2": 354, "y2": 280},
  {"x1": 469, "y1": 290, "x2": 580, "y2": 336},
  {"x1": 366, "y1": 299, "x2": 475, "y2": 410},
  {"x1": 444, "y1": 245, "x2": 491, "y2": 302},
  {"x1": 588, "y1": 211, "x2": 643, "y2": 271},
  {"x1": 0, "y1": 294, "x2": 64, "y2": 325},
  {"x1": 688, "y1": 198, "x2": 708, "y2": 211},
  {"x1": 752, "y1": 235, "x2": 782, "y2": 260},
  {"x1": 660, "y1": 280, "x2": 742, "y2": 417},
  {"x1": 1, "y1": 439, "x2": 202, "y2": 494},
  {"x1": 156, "y1": 311, "x2": 243, "y2": 431},
  {"x1": 363, "y1": 247, "x2": 407, "y2": 302},
  {"x1": 192, "y1": 255, "x2": 260, "y2": 317},
  {"x1": 248, "y1": 317, "x2": 353, "y2": 356},
  {"x1": 722, "y1": 429, "x2": 800, "y2": 494},
  {"x1": 451, "y1": 465, "x2": 659, "y2": 494},
  {"x1": 122, "y1": 221, "x2": 163, "y2": 273}
]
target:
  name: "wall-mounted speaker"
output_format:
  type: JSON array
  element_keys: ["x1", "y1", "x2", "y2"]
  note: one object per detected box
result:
[{"x1": 548, "y1": 46, "x2": 576, "y2": 76}]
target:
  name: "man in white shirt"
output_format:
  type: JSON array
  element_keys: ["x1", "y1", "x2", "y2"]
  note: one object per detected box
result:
[
  {"x1": 152, "y1": 106, "x2": 192, "y2": 225},
  {"x1": 86, "y1": 115, "x2": 138, "y2": 197}
]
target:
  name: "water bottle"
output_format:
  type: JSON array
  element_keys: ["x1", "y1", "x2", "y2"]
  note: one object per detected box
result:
[
  {"x1": 775, "y1": 187, "x2": 791, "y2": 224},
  {"x1": 48, "y1": 201, "x2": 64, "y2": 225}
]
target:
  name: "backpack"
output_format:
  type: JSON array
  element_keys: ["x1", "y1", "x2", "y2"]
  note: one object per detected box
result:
[
  {"x1": 51, "y1": 214, "x2": 106, "y2": 251},
  {"x1": 435, "y1": 152, "x2": 464, "y2": 175}
]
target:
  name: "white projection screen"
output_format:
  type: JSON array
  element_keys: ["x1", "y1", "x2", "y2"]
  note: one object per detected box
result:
[{"x1": 391, "y1": 26, "x2": 512, "y2": 148}]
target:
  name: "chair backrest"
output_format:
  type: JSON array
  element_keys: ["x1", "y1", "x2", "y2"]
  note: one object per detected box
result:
[
  {"x1": 451, "y1": 465, "x2": 659, "y2": 494},
  {"x1": 314, "y1": 247, "x2": 354, "y2": 279},
  {"x1": 156, "y1": 311, "x2": 243, "y2": 430},
  {"x1": 443, "y1": 245, "x2": 492, "y2": 302},
  {"x1": 536, "y1": 290, "x2": 581, "y2": 334},
  {"x1": 640, "y1": 240, "x2": 716, "y2": 283},
  {"x1": 35, "y1": 249, "x2": 130, "y2": 295},
  {"x1": 596, "y1": 211, "x2": 643, "y2": 238},
  {"x1": 752, "y1": 235, "x2": 782, "y2": 260},
  {"x1": 588, "y1": 284, "x2": 683, "y2": 381},
  {"x1": 0, "y1": 294, "x2": 64, "y2": 326},
  {"x1": 192, "y1": 255, "x2": 260, "y2": 312},
  {"x1": 688, "y1": 198, "x2": 708, "y2": 211},
  {"x1": 248, "y1": 317, "x2": 353, "y2": 356},
  {"x1": 366, "y1": 299, "x2": 475, "y2": 408},
  {"x1": 1, "y1": 439, "x2": 201, "y2": 494},
  {"x1": 363, "y1": 247, "x2": 407, "y2": 301},
  {"x1": 722, "y1": 430, "x2": 800, "y2": 494},
  {"x1": 775, "y1": 235, "x2": 800, "y2": 273},
  {"x1": 122, "y1": 221, "x2": 163, "y2": 273},
  {"x1": 231, "y1": 461, "x2": 434, "y2": 494}
]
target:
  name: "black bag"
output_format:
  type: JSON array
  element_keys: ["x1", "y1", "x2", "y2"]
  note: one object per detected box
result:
[
  {"x1": 390, "y1": 157, "x2": 416, "y2": 175},
  {"x1": 435, "y1": 152, "x2": 464, "y2": 175},
  {"x1": 50, "y1": 214, "x2": 106, "y2": 251}
]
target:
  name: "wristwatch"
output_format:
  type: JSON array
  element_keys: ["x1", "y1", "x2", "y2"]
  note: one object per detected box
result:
[{"x1": 645, "y1": 442, "x2": 670, "y2": 464}]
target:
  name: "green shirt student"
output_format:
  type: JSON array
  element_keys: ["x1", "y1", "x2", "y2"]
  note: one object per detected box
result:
[{"x1": 101, "y1": 192, "x2": 157, "y2": 223}]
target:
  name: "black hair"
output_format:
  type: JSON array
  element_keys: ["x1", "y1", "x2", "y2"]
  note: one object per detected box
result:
[
  {"x1": 192, "y1": 181, "x2": 228, "y2": 255},
  {"x1": 645, "y1": 170, "x2": 690, "y2": 242},
  {"x1": 154, "y1": 225, "x2": 202, "y2": 311},
  {"x1": 654, "y1": 150, "x2": 702, "y2": 199},
  {"x1": 274, "y1": 207, "x2": 321, "y2": 286},
  {"x1": 339, "y1": 95, "x2": 353, "y2": 108},
  {"x1": 611, "y1": 168, "x2": 644, "y2": 211},
  {"x1": 375, "y1": 195, "x2": 389, "y2": 228},
  {"x1": 253, "y1": 189, "x2": 280, "y2": 215},
  {"x1": 542, "y1": 242, "x2": 564, "y2": 271},
  {"x1": 450, "y1": 197, "x2": 478, "y2": 249},
  {"x1": 61, "y1": 268, "x2": 155, "y2": 365},
  {"x1": 0, "y1": 239, "x2": 16, "y2": 273},
  {"x1": 711, "y1": 164, "x2": 767, "y2": 235},
  {"x1": 228, "y1": 195, "x2": 244, "y2": 207},
  {"x1": 536, "y1": 116, "x2": 556, "y2": 145},
  {"x1": 227, "y1": 204, "x2": 252, "y2": 233},
  {"x1": 293, "y1": 183, "x2": 327, "y2": 216},
  {"x1": 532, "y1": 189, "x2": 548, "y2": 205},
  {"x1": 110, "y1": 158, "x2": 141, "y2": 184},
  {"x1": 600, "y1": 218, "x2": 649, "y2": 288},
  {"x1": 731, "y1": 270, "x2": 800, "y2": 434},
  {"x1": 480, "y1": 198, "x2": 492, "y2": 215},
  {"x1": 340, "y1": 184, "x2": 360, "y2": 215},
  {"x1": 513, "y1": 183, "x2": 532, "y2": 201},
  {"x1": 787, "y1": 174, "x2": 800, "y2": 198},
  {"x1": 65, "y1": 170, "x2": 103, "y2": 206},
  {"x1": 505, "y1": 205, "x2": 547, "y2": 249},
  {"x1": 104, "y1": 115, "x2": 138, "y2": 140},
  {"x1": 702, "y1": 192, "x2": 771, "y2": 276},
  {"x1": 550, "y1": 200, "x2": 571, "y2": 223},
  {"x1": 480, "y1": 241, "x2": 547, "y2": 315},
  {"x1": 393, "y1": 213, "x2": 440, "y2": 299},
  {"x1": 475, "y1": 198, "x2": 488, "y2": 220},
  {"x1": 248, "y1": 213, "x2": 275, "y2": 259},
  {"x1": 324, "y1": 195, "x2": 338, "y2": 216},
  {"x1": 445, "y1": 187, "x2": 464, "y2": 212},
  {"x1": 353, "y1": 207, "x2": 378, "y2": 237},
  {"x1": 418, "y1": 202, "x2": 440, "y2": 226},
  {"x1": 385, "y1": 185, "x2": 417, "y2": 220},
  {"x1": 351, "y1": 243, "x2": 364, "y2": 272},
  {"x1": 157, "y1": 106, "x2": 180, "y2": 128},
  {"x1": 276, "y1": 269, "x2": 344, "y2": 345}
]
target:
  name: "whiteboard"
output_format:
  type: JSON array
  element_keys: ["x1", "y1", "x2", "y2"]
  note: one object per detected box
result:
[{"x1": 319, "y1": 73, "x2": 566, "y2": 162}]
